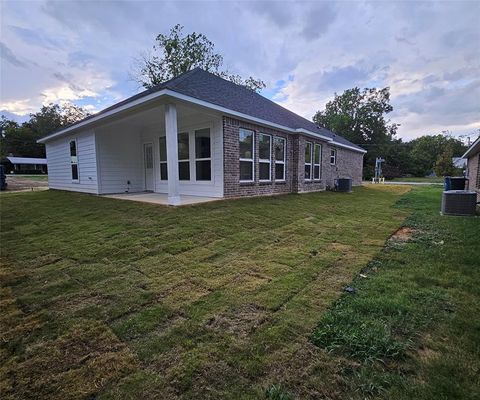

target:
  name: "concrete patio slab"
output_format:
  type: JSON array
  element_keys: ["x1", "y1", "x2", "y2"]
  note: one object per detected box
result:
[{"x1": 103, "y1": 192, "x2": 220, "y2": 206}]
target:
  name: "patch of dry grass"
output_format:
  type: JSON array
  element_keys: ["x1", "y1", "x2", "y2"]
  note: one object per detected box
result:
[{"x1": 0, "y1": 186, "x2": 412, "y2": 399}]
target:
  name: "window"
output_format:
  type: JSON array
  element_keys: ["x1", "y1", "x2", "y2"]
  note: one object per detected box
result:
[
  {"x1": 195, "y1": 128, "x2": 211, "y2": 181},
  {"x1": 274, "y1": 137, "x2": 286, "y2": 181},
  {"x1": 259, "y1": 133, "x2": 271, "y2": 181},
  {"x1": 70, "y1": 140, "x2": 78, "y2": 181},
  {"x1": 178, "y1": 132, "x2": 190, "y2": 180},
  {"x1": 330, "y1": 149, "x2": 337, "y2": 165},
  {"x1": 305, "y1": 141, "x2": 312, "y2": 180},
  {"x1": 159, "y1": 136, "x2": 167, "y2": 180},
  {"x1": 239, "y1": 128, "x2": 254, "y2": 182},
  {"x1": 314, "y1": 143, "x2": 322, "y2": 180}
]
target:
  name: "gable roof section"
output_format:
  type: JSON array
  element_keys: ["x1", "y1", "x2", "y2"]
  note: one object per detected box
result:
[
  {"x1": 462, "y1": 135, "x2": 480, "y2": 159},
  {"x1": 38, "y1": 68, "x2": 365, "y2": 153}
]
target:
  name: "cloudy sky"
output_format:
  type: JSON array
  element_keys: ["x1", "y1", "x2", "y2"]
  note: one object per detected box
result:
[{"x1": 1, "y1": 0, "x2": 479, "y2": 140}]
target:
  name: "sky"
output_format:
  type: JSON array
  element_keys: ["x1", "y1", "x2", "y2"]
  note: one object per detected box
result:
[{"x1": 1, "y1": 0, "x2": 479, "y2": 141}]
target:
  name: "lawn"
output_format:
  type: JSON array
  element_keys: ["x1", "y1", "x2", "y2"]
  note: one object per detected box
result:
[
  {"x1": 1, "y1": 186, "x2": 478, "y2": 399},
  {"x1": 388, "y1": 176, "x2": 444, "y2": 183},
  {"x1": 7, "y1": 174, "x2": 49, "y2": 182}
]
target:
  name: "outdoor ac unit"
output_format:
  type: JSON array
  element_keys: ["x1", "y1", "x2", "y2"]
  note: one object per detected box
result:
[{"x1": 441, "y1": 190, "x2": 477, "y2": 216}]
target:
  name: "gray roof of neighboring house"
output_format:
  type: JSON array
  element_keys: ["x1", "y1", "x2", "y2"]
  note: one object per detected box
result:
[
  {"x1": 40, "y1": 68, "x2": 365, "y2": 152},
  {"x1": 452, "y1": 157, "x2": 467, "y2": 168},
  {"x1": 6, "y1": 157, "x2": 47, "y2": 165}
]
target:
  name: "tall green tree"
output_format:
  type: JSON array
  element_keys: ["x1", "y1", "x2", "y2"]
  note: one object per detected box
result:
[
  {"x1": 1, "y1": 103, "x2": 89, "y2": 159},
  {"x1": 313, "y1": 87, "x2": 399, "y2": 178},
  {"x1": 433, "y1": 145, "x2": 455, "y2": 177},
  {"x1": 134, "y1": 24, "x2": 265, "y2": 92},
  {"x1": 409, "y1": 134, "x2": 466, "y2": 176}
]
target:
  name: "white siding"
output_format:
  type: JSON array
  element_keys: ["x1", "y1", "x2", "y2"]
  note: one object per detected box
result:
[
  {"x1": 45, "y1": 129, "x2": 98, "y2": 193},
  {"x1": 96, "y1": 127, "x2": 144, "y2": 194}
]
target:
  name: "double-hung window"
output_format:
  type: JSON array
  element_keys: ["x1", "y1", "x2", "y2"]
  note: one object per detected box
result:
[
  {"x1": 274, "y1": 137, "x2": 286, "y2": 181},
  {"x1": 195, "y1": 128, "x2": 211, "y2": 181},
  {"x1": 259, "y1": 133, "x2": 271, "y2": 181},
  {"x1": 305, "y1": 141, "x2": 313, "y2": 180},
  {"x1": 70, "y1": 140, "x2": 78, "y2": 181},
  {"x1": 178, "y1": 132, "x2": 190, "y2": 180},
  {"x1": 159, "y1": 137, "x2": 168, "y2": 180},
  {"x1": 239, "y1": 128, "x2": 254, "y2": 182},
  {"x1": 313, "y1": 143, "x2": 322, "y2": 180},
  {"x1": 330, "y1": 149, "x2": 337, "y2": 165}
]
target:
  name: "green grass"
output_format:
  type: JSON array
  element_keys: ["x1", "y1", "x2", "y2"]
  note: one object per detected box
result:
[
  {"x1": 388, "y1": 176, "x2": 444, "y2": 183},
  {"x1": 7, "y1": 174, "x2": 49, "y2": 181},
  {"x1": 1, "y1": 185, "x2": 478, "y2": 399},
  {"x1": 312, "y1": 186, "x2": 480, "y2": 399}
]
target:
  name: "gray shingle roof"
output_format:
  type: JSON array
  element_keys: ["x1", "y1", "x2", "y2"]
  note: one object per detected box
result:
[{"x1": 42, "y1": 68, "x2": 364, "y2": 152}]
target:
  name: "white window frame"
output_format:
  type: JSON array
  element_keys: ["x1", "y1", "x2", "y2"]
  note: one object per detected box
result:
[
  {"x1": 159, "y1": 136, "x2": 167, "y2": 181},
  {"x1": 314, "y1": 143, "x2": 322, "y2": 181},
  {"x1": 259, "y1": 133, "x2": 272, "y2": 182},
  {"x1": 274, "y1": 136, "x2": 286, "y2": 182},
  {"x1": 330, "y1": 149, "x2": 337, "y2": 165},
  {"x1": 239, "y1": 128, "x2": 255, "y2": 183},
  {"x1": 69, "y1": 139, "x2": 79, "y2": 183},
  {"x1": 178, "y1": 131, "x2": 190, "y2": 181},
  {"x1": 194, "y1": 127, "x2": 212, "y2": 181},
  {"x1": 305, "y1": 141, "x2": 313, "y2": 181}
]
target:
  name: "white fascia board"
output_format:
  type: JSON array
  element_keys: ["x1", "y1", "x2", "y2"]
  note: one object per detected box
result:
[
  {"x1": 37, "y1": 89, "x2": 170, "y2": 143},
  {"x1": 294, "y1": 128, "x2": 333, "y2": 142},
  {"x1": 330, "y1": 142, "x2": 368, "y2": 154},
  {"x1": 37, "y1": 88, "x2": 366, "y2": 154},
  {"x1": 462, "y1": 136, "x2": 480, "y2": 158}
]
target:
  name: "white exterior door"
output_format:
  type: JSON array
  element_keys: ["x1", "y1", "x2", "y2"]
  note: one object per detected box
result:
[{"x1": 143, "y1": 143, "x2": 154, "y2": 191}]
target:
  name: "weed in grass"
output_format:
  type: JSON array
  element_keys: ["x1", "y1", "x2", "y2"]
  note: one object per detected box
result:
[{"x1": 265, "y1": 384, "x2": 294, "y2": 400}]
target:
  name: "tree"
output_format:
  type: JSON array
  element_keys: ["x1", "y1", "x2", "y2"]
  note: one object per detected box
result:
[
  {"x1": 134, "y1": 24, "x2": 265, "y2": 92},
  {"x1": 434, "y1": 145, "x2": 455, "y2": 177},
  {"x1": 312, "y1": 87, "x2": 399, "y2": 178},
  {"x1": 408, "y1": 134, "x2": 466, "y2": 177},
  {"x1": 0, "y1": 103, "x2": 89, "y2": 159}
]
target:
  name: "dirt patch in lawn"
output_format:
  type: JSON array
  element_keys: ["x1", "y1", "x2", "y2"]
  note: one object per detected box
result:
[
  {"x1": 206, "y1": 303, "x2": 270, "y2": 338},
  {"x1": 389, "y1": 227, "x2": 415, "y2": 243}
]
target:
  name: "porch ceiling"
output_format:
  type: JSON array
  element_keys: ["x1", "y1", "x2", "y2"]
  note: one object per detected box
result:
[{"x1": 94, "y1": 100, "x2": 221, "y2": 132}]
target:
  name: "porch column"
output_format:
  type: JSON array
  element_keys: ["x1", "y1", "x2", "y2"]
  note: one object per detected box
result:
[{"x1": 165, "y1": 103, "x2": 180, "y2": 205}]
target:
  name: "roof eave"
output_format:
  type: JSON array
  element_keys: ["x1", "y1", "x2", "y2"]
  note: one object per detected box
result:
[
  {"x1": 462, "y1": 136, "x2": 480, "y2": 159},
  {"x1": 37, "y1": 88, "x2": 367, "y2": 154}
]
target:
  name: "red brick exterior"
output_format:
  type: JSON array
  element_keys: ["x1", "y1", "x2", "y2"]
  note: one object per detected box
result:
[
  {"x1": 222, "y1": 116, "x2": 364, "y2": 198},
  {"x1": 466, "y1": 152, "x2": 480, "y2": 201}
]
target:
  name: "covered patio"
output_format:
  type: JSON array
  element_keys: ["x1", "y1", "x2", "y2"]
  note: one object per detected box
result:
[
  {"x1": 103, "y1": 192, "x2": 220, "y2": 206},
  {"x1": 93, "y1": 97, "x2": 225, "y2": 205}
]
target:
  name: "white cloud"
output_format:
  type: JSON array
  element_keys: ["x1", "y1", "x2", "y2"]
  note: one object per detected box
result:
[{"x1": 0, "y1": 0, "x2": 478, "y2": 140}]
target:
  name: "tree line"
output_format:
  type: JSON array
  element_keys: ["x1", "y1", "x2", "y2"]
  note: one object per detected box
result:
[{"x1": 1, "y1": 25, "x2": 473, "y2": 179}]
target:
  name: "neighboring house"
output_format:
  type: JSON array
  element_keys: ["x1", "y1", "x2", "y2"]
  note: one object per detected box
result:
[
  {"x1": 38, "y1": 68, "x2": 366, "y2": 205},
  {"x1": 462, "y1": 136, "x2": 480, "y2": 201},
  {"x1": 452, "y1": 157, "x2": 467, "y2": 169},
  {"x1": 5, "y1": 156, "x2": 48, "y2": 174}
]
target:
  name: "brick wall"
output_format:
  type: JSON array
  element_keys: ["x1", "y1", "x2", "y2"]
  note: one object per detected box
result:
[
  {"x1": 223, "y1": 116, "x2": 364, "y2": 198},
  {"x1": 466, "y1": 152, "x2": 480, "y2": 201},
  {"x1": 223, "y1": 117, "x2": 294, "y2": 198}
]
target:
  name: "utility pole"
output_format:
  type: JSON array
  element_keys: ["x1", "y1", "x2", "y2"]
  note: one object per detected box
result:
[{"x1": 373, "y1": 157, "x2": 385, "y2": 183}]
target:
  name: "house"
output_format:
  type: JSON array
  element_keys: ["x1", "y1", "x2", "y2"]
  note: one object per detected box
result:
[
  {"x1": 38, "y1": 68, "x2": 366, "y2": 205},
  {"x1": 462, "y1": 136, "x2": 480, "y2": 201},
  {"x1": 5, "y1": 156, "x2": 48, "y2": 174},
  {"x1": 452, "y1": 157, "x2": 467, "y2": 169}
]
